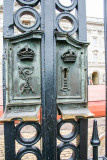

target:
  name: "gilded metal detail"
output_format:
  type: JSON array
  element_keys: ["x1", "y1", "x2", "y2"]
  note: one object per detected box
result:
[{"x1": 18, "y1": 67, "x2": 35, "y2": 94}]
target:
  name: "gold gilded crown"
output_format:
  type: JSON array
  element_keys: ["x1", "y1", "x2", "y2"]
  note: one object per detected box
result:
[
  {"x1": 17, "y1": 45, "x2": 35, "y2": 61},
  {"x1": 61, "y1": 49, "x2": 77, "y2": 63}
]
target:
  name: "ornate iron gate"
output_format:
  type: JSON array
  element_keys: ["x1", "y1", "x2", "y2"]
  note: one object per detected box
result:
[{"x1": 1, "y1": 0, "x2": 107, "y2": 160}]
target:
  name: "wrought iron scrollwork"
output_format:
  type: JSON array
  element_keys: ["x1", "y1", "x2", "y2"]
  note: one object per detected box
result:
[
  {"x1": 56, "y1": 12, "x2": 78, "y2": 34},
  {"x1": 16, "y1": 146, "x2": 42, "y2": 160},
  {"x1": 55, "y1": 0, "x2": 78, "y2": 34},
  {"x1": 57, "y1": 119, "x2": 79, "y2": 142},
  {"x1": 14, "y1": 6, "x2": 41, "y2": 32},
  {"x1": 15, "y1": 122, "x2": 41, "y2": 146},
  {"x1": 57, "y1": 143, "x2": 79, "y2": 160},
  {"x1": 15, "y1": 122, "x2": 42, "y2": 160},
  {"x1": 16, "y1": 0, "x2": 40, "y2": 7},
  {"x1": 56, "y1": 0, "x2": 78, "y2": 12},
  {"x1": 57, "y1": 119, "x2": 79, "y2": 160}
]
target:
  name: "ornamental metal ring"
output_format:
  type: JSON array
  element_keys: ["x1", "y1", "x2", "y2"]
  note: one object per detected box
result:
[
  {"x1": 56, "y1": 12, "x2": 78, "y2": 34},
  {"x1": 57, "y1": 119, "x2": 79, "y2": 142},
  {"x1": 14, "y1": 6, "x2": 40, "y2": 32},
  {"x1": 16, "y1": 0, "x2": 40, "y2": 7},
  {"x1": 16, "y1": 146, "x2": 42, "y2": 160},
  {"x1": 56, "y1": 0, "x2": 77, "y2": 12},
  {"x1": 15, "y1": 122, "x2": 41, "y2": 146},
  {"x1": 57, "y1": 143, "x2": 79, "y2": 160}
]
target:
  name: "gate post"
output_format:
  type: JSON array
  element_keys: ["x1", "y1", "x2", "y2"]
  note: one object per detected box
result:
[
  {"x1": 78, "y1": 0, "x2": 88, "y2": 159},
  {"x1": 1, "y1": 0, "x2": 90, "y2": 159},
  {"x1": 41, "y1": 0, "x2": 57, "y2": 159}
]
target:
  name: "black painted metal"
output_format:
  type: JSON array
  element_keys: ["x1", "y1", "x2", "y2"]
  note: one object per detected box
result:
[
  {"x1": 15, "y1": 122, "x2": 41, "y2": 146},
  {"x1": 57, "y1": 119, "x2": 79, "y2": 160},
  {"x1": 16, "y1": 146, "x2": 42, "y2": 160},
  {"x1": 79, "y1": 119, "x2": 88, "y2": 160},
  {"x1": 104, "y1": 0, "x2": 107, "y2": 159},
  {"x1": 91, "y1": 120, "x2": 100, "y2": 160},
  {"x1": 3, "y1": 1, "x2": 42, "y2": 159},
  {"x1": 2, "y1": 0, "x2": 98, "y2": 160},
  {"x1": 56, "y1": 0, "x2": 77, "y2": 12},
  {"x1": 14, "y1": 6, "x2": 41, "y2": 32},
  {"x1": 57, "y1": 142, "x2": 79, "y2": 160},
  {"x1": 57, "y1": 119, "x2": 79, "y2": 142},
  {"x1": 16, "y1": 0, "x2": 40, "y2": 7},
  {"x1": 77, "y1": 0, "x2": 88, "y2": 159},
  {"x1": 4, "y1": 122, "x2": 15, "y2": 160},
  {"x1": 41, "y1": 0, "x2": 57, "y2": 159},
  {"x1": 55, "y1": 0, "x2": 78, "y2": 35},
  {"x1": 56, "y1": 12, "x2": 78, "y2": 34},
  {"x1": 77, "y1": 0, "x2": 87, "y2": 41}
]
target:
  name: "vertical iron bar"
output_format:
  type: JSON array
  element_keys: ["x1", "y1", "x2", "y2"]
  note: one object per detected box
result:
[
  {"x1": 3, "y1": 1, "x2": 15, "y2": 160},
  {"x1": 79, "y1": 119, "x2": 88, "y2": 160},
  {"x1": 77, "y1": 1, "x2": 88, "y2": 160},
  {"x1": 93, "y1": 147, "x2": 98, "y2": 160},
  {"x1": 77, "y1": 0, "x2": 87, "y2": 41},
  {"x1": 91, "y1": 120, "x2": 100, "y2": 160},
  {"x1": 4, "y1": 122, "x2": 15, "y2": 160},
  {"x1": 41, "y1": 0, "x2": 57, "y2": 159},
  {"x1": 104, "y1": 0, "x2": 107, "y2": 158}
]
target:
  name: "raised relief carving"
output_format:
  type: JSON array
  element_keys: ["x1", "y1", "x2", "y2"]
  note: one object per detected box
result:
[
  {"x1": 61, "y1": 49, "x2": 77, "y2": 63},
  {"x1": 17, "y1": 44, "x2": 35, "y2": 61},
  {"x1": 18, "y1": 67, "x2": 35, "y2": 94},
  {"x1": 60, "y1": 67, "x2": 70, "y2": 92}
]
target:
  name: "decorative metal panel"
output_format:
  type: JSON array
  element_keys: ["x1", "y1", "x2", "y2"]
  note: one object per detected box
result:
[
  {"x1": 56, "y1": 32, "x2": 93, "y2": 119},
  {"x1": 1, "y1": 32, "x2": 42, "y2": 121}
]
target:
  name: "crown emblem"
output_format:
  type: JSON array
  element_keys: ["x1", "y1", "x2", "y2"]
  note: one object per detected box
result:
[
  {"x1": 17, "y1": 45, "x2": 35, "y2": 61},
  {"x1": 61, "y1": 49, "x2": 77, "y2": 63}
]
